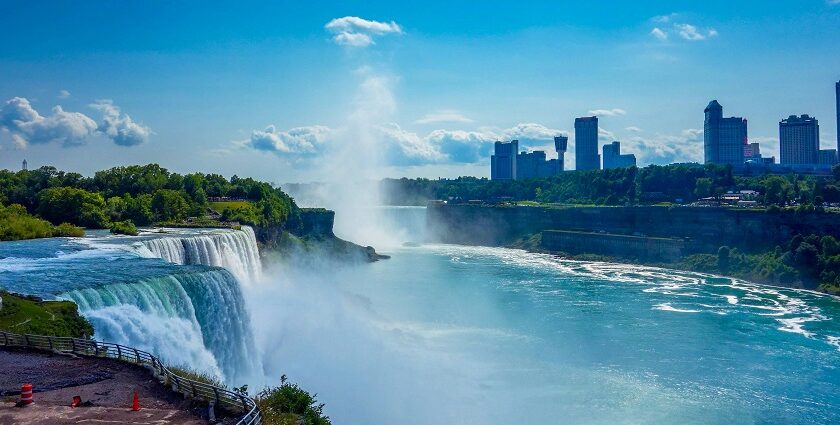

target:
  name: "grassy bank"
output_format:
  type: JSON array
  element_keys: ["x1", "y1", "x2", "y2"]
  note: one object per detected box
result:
[{"x1": 0, "y1": 291, "x2": 94, "y2": 338}]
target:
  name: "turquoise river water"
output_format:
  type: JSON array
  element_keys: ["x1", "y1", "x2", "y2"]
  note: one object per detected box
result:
[{"x1": 0, "y1": 208, "x2": 839, "y2": 424}]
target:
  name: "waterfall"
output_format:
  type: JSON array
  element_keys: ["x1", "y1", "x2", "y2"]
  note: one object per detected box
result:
[
  {"x1": 60, "y1": 269, "x2": 261, "y2": 385},
  {"x1": 137, "y1": 226, "x2": 262, "y2": 283}
]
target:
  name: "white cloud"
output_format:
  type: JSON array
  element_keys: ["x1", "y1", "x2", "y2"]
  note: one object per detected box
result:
[
  {"x1": 675, "y1": 23, "x2": 718, "y2": 41},
  {"x1": 415, "y1": 110, "x2": 473, "y2": 125},
  {"x1": 652, "y1": 13, "x2": 678, "y2": 24},
  {"x1": 325, "y1": 16, "x2": 402, "y2": 47},
  {"x1": 238, "y1": 122, "x2": 566, "y2": 166},
  {"x1": 0, "y1": 97, "x2": 98, "y2": 147},
  {"x1": 588, "y1": 108, "x2": 627, "y2": 117},
  {"x1": 650, "y1": 28, "x2": 668, "y2": 40},
  {"x1": 625, "y1": 126, "x2": 643, "y2": 133},
  {"x1": 238, "y1": 125, "x2": 332, "y2": 155},
  {"x1": 89, "y1": 100, "x2": 152, "y2": 146},
  {"x1": 0, "y1": 97, "x2": 152, "y2": 148},
  {"x1": 58, "y1": 89, "x2": 71, "y2": 99},
  {"x1": 620, "y1": 128, "x2": 704, "y2": 165}
]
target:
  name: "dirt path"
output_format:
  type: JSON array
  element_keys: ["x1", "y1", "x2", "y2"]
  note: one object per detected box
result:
[{"x1": 0, "y1": 347, "x2": 214, "y2": 424}]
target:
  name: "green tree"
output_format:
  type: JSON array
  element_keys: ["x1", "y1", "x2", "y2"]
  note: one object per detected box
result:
[
  {"x1": 36, "y1": 187, "x2": 108, "y2": 228},
  {"x1": 151, "y1": 189, "x2": 189, "y2": 222}
]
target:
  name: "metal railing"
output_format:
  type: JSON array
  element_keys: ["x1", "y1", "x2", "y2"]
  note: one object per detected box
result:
[{"x1": 0, "y1": 331, "x2": 262, "y2": 425}]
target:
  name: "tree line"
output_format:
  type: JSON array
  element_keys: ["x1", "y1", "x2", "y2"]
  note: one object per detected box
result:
[
  {"x1": 0, "y1": 164, "x2": 300, "y2": 234},
  {"x1": 382, "y1": 163, "x2": 840, "y2": 208}
]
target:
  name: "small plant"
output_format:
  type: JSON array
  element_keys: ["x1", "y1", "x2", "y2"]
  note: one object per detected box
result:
[{"x1": 256, "y1": 375, "x2": 331, "y2": 425}]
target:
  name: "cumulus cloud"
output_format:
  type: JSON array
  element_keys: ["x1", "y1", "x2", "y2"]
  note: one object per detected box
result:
[
  {"x1": 0, "y1": 97, "x2": 152, "y2": 148},
  {"x1": 325, "y1": 16, "x2": 402, "y2": 47},
  {"x1": 621, "y1": 129, "x2": 704, "y2": 165},
  {"x1": 89, "y1": 100, "x2": 152, "y2": 146},
  {"x1": 238, "y1": 125, "x2": 332, "y2": 156},
  {"x1": 237, "y1": 122, "x2": 567, "y2": 167},
  {"x1": 650, "y1": 28, "x2": 668, "y2": 40},
  {"x1": 415, "y1": 110, "x2": 473, "y2": 125},
  {"x1": 588, "y1": 108, "x2": 627, "y2": 117},
  {"x1": 0, "y1": 97, "x2": 98, "y2": 147},
  {"x1": 58, "y1": 89, "x2": 71, "y2": 99}
]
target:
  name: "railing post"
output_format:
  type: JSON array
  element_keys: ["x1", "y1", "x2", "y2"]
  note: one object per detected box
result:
[
  {"x1": 47, "y1": 336, "x2": 53, "y2": 350},
  {"x1": 24, "y1": 334, "x2": 30, "y2": 346},
  {"x1": 116, "y1": 345, "x2": 122, "y2": 360},
  {"x1": 2, "y1": 332, "x2": 7, "y2": 346},
  {"x1": 212, "y1": 386, "x2": 221, "y2": 407},
  {"x1": 134, "y1": 348, "x2": 140, "y2": 364},
  {"x1": 239, "y1": 394, "x2": 248, "y2": 412},
  {"x1": 70, "y1": 338, "x2": 76, "y2": 353},
  {"x1": 191, "y1": 381, "x2": 197, "y2": 398}
]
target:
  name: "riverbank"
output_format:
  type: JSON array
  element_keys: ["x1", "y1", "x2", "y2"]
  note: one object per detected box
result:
[{"x1": 428, "y1": 203, "x2": 840, "y2": 294}]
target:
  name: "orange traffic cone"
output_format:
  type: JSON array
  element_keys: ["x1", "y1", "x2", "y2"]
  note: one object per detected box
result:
[{"x1": 131, "y1": 390, "x2": 141, "y2": 411}]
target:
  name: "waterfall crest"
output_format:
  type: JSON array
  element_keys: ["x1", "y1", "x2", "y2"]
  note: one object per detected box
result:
[
  {"x1": 61, "y1": 269, "x2": 261, "y2": 385},
  {"x1": 136, "y1": 226, "x2": 262, "y2": 283}
]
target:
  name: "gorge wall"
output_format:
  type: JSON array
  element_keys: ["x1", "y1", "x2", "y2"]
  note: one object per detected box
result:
[{"x1": 426, "y1": 204, "x2": 840, "y2": 254}]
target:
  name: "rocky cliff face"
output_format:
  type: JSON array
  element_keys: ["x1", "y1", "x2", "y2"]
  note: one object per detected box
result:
[
  {"x1": 427, "y1": 204, "x2": 840, "y2": 253},
  {"x1": 255, "y1": 208, "x2": 387, "y2": 262}
]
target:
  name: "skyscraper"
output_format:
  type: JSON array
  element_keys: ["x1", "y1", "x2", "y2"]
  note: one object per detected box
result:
[
  {"x1": 554, "y1": 135, "x2": 568, "y2": 172},
  {"x1": 490, "y1": 140, "x2": 518, "y2": 180},
  {"x1": 704, "y1": 100, "x2": 747, "y2": 166},
  {"x1": 780, "y1": 115, "x2": 819, "y2": 165},
  {"x1": 575, "y1": 117, "x2": 599, "y2": 171},
  {"x1": 602, "y1": 141, "x2": 636, "y2": 169},
  {"x1": 836, "y1": 80, "x2": 839, "y2": 159}
]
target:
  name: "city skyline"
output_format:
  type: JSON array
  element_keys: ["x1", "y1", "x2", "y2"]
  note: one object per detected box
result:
[{"x1": 1, "y1": 1, "x2": 839, "y2": 182}]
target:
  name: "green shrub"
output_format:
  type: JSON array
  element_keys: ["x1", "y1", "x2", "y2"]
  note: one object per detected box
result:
[
  {"x1": 54, "y1": 222, "x2": 85, "y2": 237},
  {"x1": 256, "y1": 375, "x2": 331, "y2": 425},
  {"x1": 109, "y1": 220, "x2": 139, "y2": 236},
  {"x1": 167, "y1": 365, "x2": 225, "y2": 388},
  {"x1": 0, "y1": 203, "x2": 56, "y2": 241}
]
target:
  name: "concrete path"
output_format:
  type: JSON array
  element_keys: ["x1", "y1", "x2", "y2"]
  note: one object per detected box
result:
[{"x1": 0, "y1": 347, "x2": 212, "y2": 424}]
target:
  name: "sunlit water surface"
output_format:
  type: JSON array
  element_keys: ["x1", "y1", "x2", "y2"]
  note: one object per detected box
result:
[{"x1": 1, "y1": 210, "x2": 839, "y2": 424}]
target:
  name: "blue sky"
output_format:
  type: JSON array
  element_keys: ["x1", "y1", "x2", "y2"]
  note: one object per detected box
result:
[{"x1": 1, "y1": 0, "x2": 839, "y2": 183}]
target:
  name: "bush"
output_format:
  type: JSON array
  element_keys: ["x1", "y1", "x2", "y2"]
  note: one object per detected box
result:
[
  {"x1": 54, "y1": 222, "x2": 85, "y2": 237},
  {"x1": 256, "y1": 375, "x2": 331, "y2": 425},
  {"x1": 0, "y1": 203, "x2": 56, "y2": 241},
  {"x1": 109, "y1": 220, "x2": 138, "y2": 236}
]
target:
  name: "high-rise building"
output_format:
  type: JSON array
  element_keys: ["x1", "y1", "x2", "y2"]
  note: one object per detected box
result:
[
  {"x1": 836, "y1": 80, "x2": 839, "y2": 159},
  {"x1": 780, "y1": 115, "x2": 819, "y2": 165},
  {"x1": 819, "y1": 149, "x2": 838, "y2": 166},
  {"x1": 575, "y1": 117, "x2": 599, "y2": 171},
  {"x1": 21, "y1": 159, "x2": 27, "y2": 171},
  {"x1": 704, "y1": 100, "x2": 747, "y2": 166},
  {"x1": 491, "y1": 138, "x2": 566, "y2": 180},
  {"x1": 491, "y1": 140, "x2": 518, "y2": 180},
  {"x1": 554, "y1": 135, "x2": 568, "y2": 172},
  {"x1": 602, "y1": 141, "x2": 637, "y2": 169}
]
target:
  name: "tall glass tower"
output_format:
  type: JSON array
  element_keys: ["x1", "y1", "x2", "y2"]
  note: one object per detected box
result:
[{"x1": 574, "y1": 117, "x2": 599, "y2": 171}]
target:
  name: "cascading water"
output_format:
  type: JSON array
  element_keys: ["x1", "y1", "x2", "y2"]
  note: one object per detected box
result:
[
  {"x1": 61, "y1": 269, "x2": 260, "y2": 385},
  {"x1": 135, "y1": 226, "x2": 262, "y2": 283}
]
